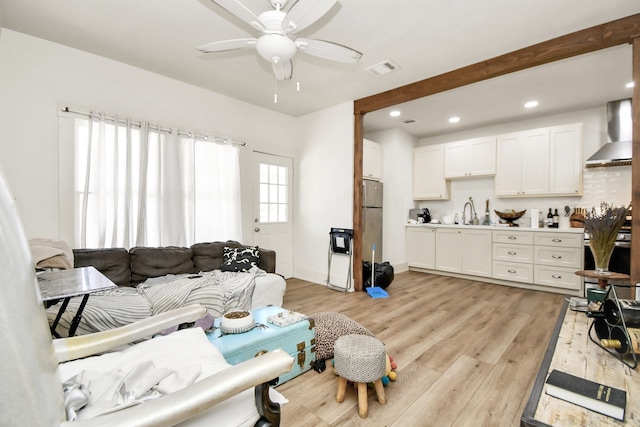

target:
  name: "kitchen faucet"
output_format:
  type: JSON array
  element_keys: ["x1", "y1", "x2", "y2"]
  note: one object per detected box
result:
[{"x1": 462, "y1": 197, "x2": 479, "y2": 225}]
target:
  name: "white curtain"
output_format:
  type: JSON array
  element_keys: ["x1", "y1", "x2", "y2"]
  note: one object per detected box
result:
[{"x1": 75, "y1": 115, "x2": 242, "y2": 249}]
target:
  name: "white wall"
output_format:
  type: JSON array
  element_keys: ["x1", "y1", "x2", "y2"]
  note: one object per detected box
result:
[
  {"x1": 0, "y1": 29, "x2": 298, "y2": 244},
  {"x1": 295, "y1": 102, "x2": 354, "y2": 286},
  {"x1": 365, "y1": 128, "x2": 416, "y2": 273},
  {"x1": 415, "y1": 108, "x2": 631, "y2": 224}
]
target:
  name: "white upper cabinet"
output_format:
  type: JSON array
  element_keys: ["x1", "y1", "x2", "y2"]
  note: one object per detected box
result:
[
  {"x1": 444, "y1": 137, "x2": 496, "y2": 178},
  {"x1": 549, "y1": 123, "x2": 583, "y2": 196},
  {"x1": 363, "y1": 138, "x2": 382, "y2": 181},
  {"x1": 495, "y1": 124, "x2": 581, "y2": 198},
  {"x1": 520, "y1": 127, "x2": 550, "y2": 196},
  {"x1": 413, "y1": 144, "x2": 450, "y2": 200}
]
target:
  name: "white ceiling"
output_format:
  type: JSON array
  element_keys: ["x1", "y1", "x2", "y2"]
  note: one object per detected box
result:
[{"x1": 1, "y1": 0, "x2": 640, "y2": 137}]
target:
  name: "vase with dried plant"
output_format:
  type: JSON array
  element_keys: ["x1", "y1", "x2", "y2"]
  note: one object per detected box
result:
[{"x1": 584, "y1": 202, "x2": 630, "y2": 275}]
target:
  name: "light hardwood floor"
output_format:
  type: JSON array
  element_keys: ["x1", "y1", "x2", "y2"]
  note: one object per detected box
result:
[{"x1": 277, "y1": 271, "x2": 566, "y2": 426}]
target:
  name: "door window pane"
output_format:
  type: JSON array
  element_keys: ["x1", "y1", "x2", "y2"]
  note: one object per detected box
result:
[{"x1": 259, "y1": 163, "x2": 288, "y2": 223}]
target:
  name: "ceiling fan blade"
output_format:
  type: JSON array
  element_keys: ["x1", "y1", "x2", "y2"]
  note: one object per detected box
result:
[
  {"x1": 211, "y1": 0, "x2": 266, "y2": 32},
  {"x1": 272, "y1": 60, "x2": 293, "y2": 81},
  {"x1": 282, "y1": 0, "x2": 337, "y2": 34},
  {"x1": 197, "y1": 38, "x2": 257, "y2": 53},
  {"x1": 296, "y1": 38, "x2": 362, "y2": 63}
]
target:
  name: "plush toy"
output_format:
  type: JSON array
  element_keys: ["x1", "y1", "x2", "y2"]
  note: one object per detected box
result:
[{"x1": 381, "y1": 354, "x2": 398, "y2": 385}]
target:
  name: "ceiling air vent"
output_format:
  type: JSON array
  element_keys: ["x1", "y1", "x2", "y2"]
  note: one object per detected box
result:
[
  {"x1": 401, "y1": 118, "x2": 416, "y2": 124},
  {"x1": 365, "y1": 60, "x2": 400, "y2": 77}
]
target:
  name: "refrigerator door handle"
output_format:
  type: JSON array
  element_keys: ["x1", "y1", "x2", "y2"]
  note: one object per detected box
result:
[
  {"x1": 362, "y1": 210, "x2": 366, "y2": 233},
  {"x1": 362, "y1": 181, "x2": 367, "y2": 208}
]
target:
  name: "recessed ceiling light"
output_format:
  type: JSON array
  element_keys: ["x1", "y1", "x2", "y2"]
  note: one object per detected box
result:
[
  {"x1": 389, "y1": 110, "x2": 401, "y2": 117},
  {"x1": 524, "y1": 101, "x2": 539, "y2": 108},
  {"x1": 448, "y1": 116, "x2": 460, "y2": 123},
  {"x1": 626, "y1": 81, "x2": 635, "y2": 88}
]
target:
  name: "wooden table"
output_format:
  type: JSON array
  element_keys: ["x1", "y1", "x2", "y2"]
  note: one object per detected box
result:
[
  {"x1": 575, "y1": 270, "x2": 635, "y2": 299},
  {"x1": 521, "y1": 299, "x2": 639, "y2": 426},
  {"x1": 574, "y1": 270, "x2": 630, "y2": 289},
  {"x1": 37, "y1": 266, "x2": 116, "y2": 337}
]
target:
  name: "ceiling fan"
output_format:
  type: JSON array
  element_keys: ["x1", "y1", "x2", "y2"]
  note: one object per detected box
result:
[{"x1": 197, "y1": 0, "x2": 363, "y2": 80}]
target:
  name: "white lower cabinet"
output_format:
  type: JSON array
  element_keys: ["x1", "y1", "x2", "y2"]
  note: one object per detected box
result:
[
  {"x1": 493, "y1": 261, "x2": 534, "y2": 283},
  {"x1": 492, "y1": 229, "x2": 533, "y2": 283},
  {"x1": 532, "y1": 231, "x2": 583, "y2": 291},
  {"x1": 435, "y1": 228, "x2": 463, "y2": 272},
  {"x1": 406, "y1": 227, "x2": 436, "y2": 269},
  {"x1": 461, "y1": 229, "x2": 492, "y2": 276},
  {"x1": 408, "y1": 226, "x2": 583, "y2": 295},
  {"x1": 435, "y1": 228, "x2": 492, "y2": 276},
  {"x1": 534, "y1": 265, "x2": 581, "y2": 290},
  {"x1": 491, "y1": 229, "x2": 582, "y2": 293}
]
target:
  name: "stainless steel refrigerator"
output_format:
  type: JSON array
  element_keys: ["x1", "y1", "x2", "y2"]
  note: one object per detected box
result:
[{"x1": 362, "y1": 179, "x2": 383, "y2": 263}]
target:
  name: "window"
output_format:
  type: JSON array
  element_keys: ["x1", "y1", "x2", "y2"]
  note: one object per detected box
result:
[
  {"x1": 259, "y1": 163, "x2": 288, "y2": 223},
  {"x1": 73, "y1": 113, "x2": 242, "y2": 249}
]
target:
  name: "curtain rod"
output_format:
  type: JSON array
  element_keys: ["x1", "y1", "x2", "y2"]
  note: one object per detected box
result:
[{"x1": 61, "y1": 106, "x2": 246, "y2": 147}]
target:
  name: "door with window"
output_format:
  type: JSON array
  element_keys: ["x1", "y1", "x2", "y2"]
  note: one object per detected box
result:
[{"x1": 253, "y1": 152, "x2": 293, "y2": 278}]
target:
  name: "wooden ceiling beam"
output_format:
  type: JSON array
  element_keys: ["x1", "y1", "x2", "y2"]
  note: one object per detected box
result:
[{"x1": 355, "y1": 13, "x2": 640, "y2": 115}]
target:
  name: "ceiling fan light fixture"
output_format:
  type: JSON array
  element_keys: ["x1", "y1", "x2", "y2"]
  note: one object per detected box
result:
[
  {"x1": 202, "y1": 0, "x2": 360, "y2": 81},
  {"x1": 256, "y1": 34, "x2": 297, "y2": 63}
]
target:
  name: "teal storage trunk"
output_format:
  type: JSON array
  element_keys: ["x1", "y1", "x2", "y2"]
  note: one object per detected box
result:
[{"x1": 207, "y1": 306, "x2": 316, "y2": 385}]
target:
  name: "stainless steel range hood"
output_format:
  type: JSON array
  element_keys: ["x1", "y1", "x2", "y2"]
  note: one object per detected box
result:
[{"x1": 585, "y1": 98, "x2": 632, "y2": 168}]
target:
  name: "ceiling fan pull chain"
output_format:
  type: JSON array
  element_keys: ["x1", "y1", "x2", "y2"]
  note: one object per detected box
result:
[{"x1": 274, "y1": 77, "x2": 278, "y2": 103}]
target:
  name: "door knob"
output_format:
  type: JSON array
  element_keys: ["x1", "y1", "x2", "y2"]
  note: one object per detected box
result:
[{"x1": 254, "y1": 227, "x2": 260, "y2": 232}]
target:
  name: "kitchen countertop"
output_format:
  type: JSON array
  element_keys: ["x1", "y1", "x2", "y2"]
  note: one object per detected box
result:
[{"x1": 406, "y1": 223, "x2": 585, "y2": 233}]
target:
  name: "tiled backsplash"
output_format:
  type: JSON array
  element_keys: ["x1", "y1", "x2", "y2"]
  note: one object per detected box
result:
[
  {"x1": 581, "y1": 166, "x2": 632, "y2": 209},
  {"x1": 416, "y1": 166, "x2": 631, "y2": 224}
]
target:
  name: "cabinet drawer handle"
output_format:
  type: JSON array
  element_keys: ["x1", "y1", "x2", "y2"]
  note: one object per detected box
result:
[
  {"x1": 508, "y1": 251, "x2": 517, "y2": 255},
  {"x1": 508, "y1": 236, "x2": 516, "y2": 240},
  {"x1": 552, "y1": 274, "x2": 562, "y2": 279},
  {"x1": 508, "y1": 269, "x2": 517, "y2": 274},
  {"x1": 552, "y1": 238, "x2": 562, "y2": 242},
  {"x1": 552, "y1": 255, "x2": 562, "y2": 259}
]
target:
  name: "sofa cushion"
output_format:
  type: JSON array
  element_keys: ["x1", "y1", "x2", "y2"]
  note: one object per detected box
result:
[
  {"x1": 73, "y1": 248, "x2": 131, "y2": 287},
  {"x1": 129, "y1": 246, "x2": 194, "y2": 284},
  {"x1": 220, "y1": 246, "x2": 260, "y2": 272},
  {"x1": 191, "y1": 241, "x2": 242, "y2": 272}
]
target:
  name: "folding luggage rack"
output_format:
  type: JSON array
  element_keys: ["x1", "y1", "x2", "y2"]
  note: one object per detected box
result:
[{"x1": 327, "y1": 228, "x2": 353, "y2": 292}]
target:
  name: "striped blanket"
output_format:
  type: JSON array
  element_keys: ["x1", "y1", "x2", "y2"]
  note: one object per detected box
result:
[{"x1": 46, "y1": 268, "x2": 263, "y2": 337}]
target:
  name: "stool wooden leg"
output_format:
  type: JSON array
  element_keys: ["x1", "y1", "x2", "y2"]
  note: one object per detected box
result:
[
  {"x1": 336, "y1": 377, "x2": 348, "y2": 403},
  {"x1": 357, "y1": 382, "x2": 368, "y2": 418},
  {"x1": 374, "y1": 379, "x2": 387, "y2": 405}
]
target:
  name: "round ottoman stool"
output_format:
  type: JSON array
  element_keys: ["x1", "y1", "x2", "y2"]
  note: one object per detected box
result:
[{"x1": 334, "y1": 334, "x2": 387, "y2": 418}]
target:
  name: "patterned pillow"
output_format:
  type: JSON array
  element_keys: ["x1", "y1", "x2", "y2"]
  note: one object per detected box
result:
[
  {"x1": 220, "y1": 246, "x2": 260, "y2": 272},
  {"x1": 309, "y1": 312, "x2": 374, "y2": 361}
]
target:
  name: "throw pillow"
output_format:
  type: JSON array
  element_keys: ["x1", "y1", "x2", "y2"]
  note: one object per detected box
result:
[
  {"x1": 309, "y1": 311, "x2": 375, "y2": 362},
  {"x1": 220, "y1": 246, "x2": 260, "y2": 272}
]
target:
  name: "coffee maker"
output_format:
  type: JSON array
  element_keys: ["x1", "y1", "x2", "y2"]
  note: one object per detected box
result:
[{"x1": 417, "y1": 208, "x2": 431, "y2": 224}]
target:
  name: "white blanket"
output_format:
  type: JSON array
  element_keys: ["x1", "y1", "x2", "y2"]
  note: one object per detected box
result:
[
  {"x1": 63, "y1": 360, "x2": 202, "y2": 420},
  {"x1": 46, "y1": 268, "x2": 263, "y2": 337}
]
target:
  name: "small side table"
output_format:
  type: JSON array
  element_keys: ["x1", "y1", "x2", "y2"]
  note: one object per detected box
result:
[
  {"x1": 37, "y1": 266, "x2": 116, "y2": 337},
  {"x1": 574, "y1": 270, "x2": 630, "y2": 289}
]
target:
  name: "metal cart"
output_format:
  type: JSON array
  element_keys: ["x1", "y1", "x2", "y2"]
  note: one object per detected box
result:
[{"x1": 327, "y1": 228, "x2": 353, "y2": 292}]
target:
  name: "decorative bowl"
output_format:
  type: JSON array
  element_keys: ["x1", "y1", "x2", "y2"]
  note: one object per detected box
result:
[
  {"x1": 494, "y1": 209, "x2": 526, "y2": 226},
  {"x1": 220, "y1": 310, "x2": 255, "y2": 334}
]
